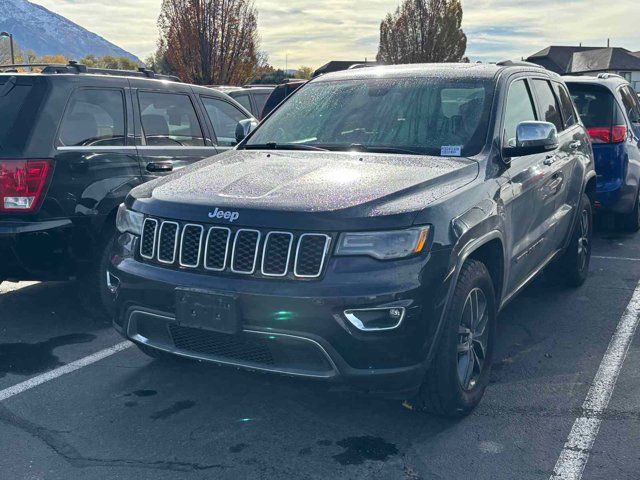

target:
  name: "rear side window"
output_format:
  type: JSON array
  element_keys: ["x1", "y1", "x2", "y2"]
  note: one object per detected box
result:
[
  {"x1": 138, "y1": 92, "x2": 205, "y2": 147},
  {"x1": 503, "y1": 80, "x2": 537, "y2": 146},
  {"x1": 0, "y1": 76, "x2": 48, "y2": 154},
  {"x1": 201, "y1": 96, "x2": 248, "y2": 146},
  {"x1": 553, "y1": 83, "x2": 578, "y2": 129},
  {"x1": 531, "y1": 79, "x2": 563, "y2": 132},
  {"x1": 620, "y1": 86, "x2": 640, "y2": 124},
  {"x1": 59, "y1": 89, "x2": 126, "y2": 146},
  {"x1": 231, "y1": 93, "x2": 252, "y2": 112},
  {"x1": 253, "y1": 93, "x2": 270, "y2": 116},
  {"x1": 567, "y1": 83, "x2": 624, "y2": 128}
]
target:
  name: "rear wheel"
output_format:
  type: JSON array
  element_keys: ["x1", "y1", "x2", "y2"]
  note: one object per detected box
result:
[
  {"x1": 615, "y1": 189, "x2": 640, "y2": 232},
  {"x1": 79, "y1": 227, "x2": 117, "y2": 322},
  {"x1": 550, "y1": 193, "x2": 592, "y2": 287},
  {"x1": 408, "y1": 259, "x2": 497, "y2": 417}
]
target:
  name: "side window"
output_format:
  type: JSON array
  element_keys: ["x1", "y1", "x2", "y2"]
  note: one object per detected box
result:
[
  {"x1": 253, "y1": 93, "x2": 270, "y2": 116},
  {"x1": 138, "y1": 92, "x2": 204, "y2": 147},
  {"x1": 232, "y1": 93, "x2": 252, "y2": 112},
  {"x1": 59, "y1": 89, "x2": 125, "y2": 146},
  {"x1": 553, "y1": 83, "x2": 578, "y2": 129},
  {"x1": 620, "y1": 86, "x2": 640, "y2": 124},
  {"x1": 531, "y1": 79, "x2": 563, "y2": 132},
  {"x1": 503, "y1": 80, "x2": 537, "y2": 146},
  {"x1": 201, "y1": 96, "x2": 249, "y2": 147}
]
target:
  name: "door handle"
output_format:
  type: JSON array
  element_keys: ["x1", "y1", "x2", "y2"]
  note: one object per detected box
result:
[
  {"x1": 569, "y1": 141, "x2": 581, "y2": 150},
  {"x1": 146, "y1": 161, "x2": 173, "y2": 173},
  {"x1": 543, "y1": 155, "x2": 556, "y2": 166}
]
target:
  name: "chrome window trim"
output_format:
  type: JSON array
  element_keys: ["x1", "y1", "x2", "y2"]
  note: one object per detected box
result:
[
  {"x1": 157, "y1": 221, "x2": 180, "y2": 264},
  {"x1": 294, "y1": 233, "x2": 332, "y2": 278},
  {"x1": 261, "y1": 231, "x2": 294, "y2": 277},
  {"x1": 230, "y1": 229, "x2": 261, "y2": 274},
  {"x1": 204, "y1": 226, "x2": 231, "y2": 271},
  {"x1": 57, "y1": 146, "x2": 137, "y2": 151},
  {"x1": 178, "y1": 223, "x2": 204, "y2": 268},
  {"x1": 139, "y1": 218, "x2": 158, "y2": 260}
]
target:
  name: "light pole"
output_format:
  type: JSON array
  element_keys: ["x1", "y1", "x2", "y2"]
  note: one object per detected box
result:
[{"x1": 0, "y1": 32, "x2": 15, "y2": 64}]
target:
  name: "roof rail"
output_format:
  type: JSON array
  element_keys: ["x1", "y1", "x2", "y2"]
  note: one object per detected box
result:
[
  {"x1": 348, "y1": 63, "x2": 377, "y2": 70},
  {"x1": 597, "y1": 72, "x2": 625, "y2": 80},
  {"x1": 496, "y1": 60, "x2": 545, "y2": 69},
  {"x1": 0, "y1": 60, "x2": 181, "y2": 82}
]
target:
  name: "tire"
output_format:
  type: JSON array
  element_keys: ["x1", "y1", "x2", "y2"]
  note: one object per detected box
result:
[
  {"x1": 550, "y1": 193, "x2": 593, "y2": 287},
  {"x1": 408, "y1": 259, "x2": 497, "y2": 417},
  {"x1": 79, "y1": 227, "x2": 117, "y2": 322},
  {"x1": 614, "y1": 189, "x2": 640, "y2": 232}
]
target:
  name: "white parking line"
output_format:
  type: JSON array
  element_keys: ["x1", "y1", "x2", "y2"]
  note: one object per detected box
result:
[
  {"x1": 550, "y1": 281, "x2": 640, "y2": 479},
  {"x1": 0, "y1": 341, "x2": 133, "y2": 402},
  {"x1": 592, "y1": 255, "x2": 640, "y2": 262}
]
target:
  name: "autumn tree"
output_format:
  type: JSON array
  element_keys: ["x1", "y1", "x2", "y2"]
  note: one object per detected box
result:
[
  {"x1": 294, "y1": 66, "x2": 314, "y2": 80},
  {"x1": 80, "y1": 55, "x2": 139, "y2": 70},
  {"x1": 157, "y1": 0, "x2": 263, "y2": 85},
  {"x1": 377, "y1": 0, "x2": 467, "y2": 64}
]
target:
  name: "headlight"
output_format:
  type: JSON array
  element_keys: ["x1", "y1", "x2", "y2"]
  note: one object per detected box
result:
[
  {"x1": 335, "y1": 226, "x2": 431, "y2": 260},
  {"x1": 116, "y1": 204, "x2": 144, "y2": 235}
]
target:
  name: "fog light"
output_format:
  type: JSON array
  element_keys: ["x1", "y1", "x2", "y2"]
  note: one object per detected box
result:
[
  {"x1": 106, "y1": 271, "x2": 120, "y2": 295},
  {"x1": 343, "y1": 307, "x2": 405, "y2": 331}
]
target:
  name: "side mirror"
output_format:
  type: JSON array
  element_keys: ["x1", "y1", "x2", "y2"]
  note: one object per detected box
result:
[
  {"x1": 502, "y1": 121, "x2": 558, "y2": 159},
  {"x1": 235, "y1": 118, "x2": 259, "y2": 144}
]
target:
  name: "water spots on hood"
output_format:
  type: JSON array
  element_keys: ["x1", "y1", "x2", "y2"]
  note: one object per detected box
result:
[{"x1": 0, "y1": 334, "x2": 95, "y2": 378}]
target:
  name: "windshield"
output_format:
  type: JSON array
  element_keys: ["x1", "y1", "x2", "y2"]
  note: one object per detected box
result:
[{"x1": 246, "y1": 77, "x2": 494, "y2": 156}]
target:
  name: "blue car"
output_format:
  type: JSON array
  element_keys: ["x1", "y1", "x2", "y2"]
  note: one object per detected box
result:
[{"x1": 566, "y1": 75, "x2": 640, "y2": 230}]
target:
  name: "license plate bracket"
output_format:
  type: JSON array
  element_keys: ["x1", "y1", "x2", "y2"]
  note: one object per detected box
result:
[{"x1": 175, "y1": 288, "x2": 240, "y2": 334}]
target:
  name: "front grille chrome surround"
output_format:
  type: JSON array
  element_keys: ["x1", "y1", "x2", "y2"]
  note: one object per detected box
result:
[
  {"x1": 261, "y1": 231, "x2": 294, "y2": 277},
  {"x1": 230, "y1": 229, "x2": 261, "y2": 274},
  {"x1": 139, "y1": 217, "x2": 331, "y2": 280},
  {"x1": 294, "y1": 234, "x2": 332, "y2": 278},
  {"x1": 140, "y1": 218, "x2": 158, "y2": 259},
  {"x1": 157, "y1": 221, "x2": 180, "y2": 264},
  {"x1": 179, "y1": 224, "x2": 204, "y2": 268}
]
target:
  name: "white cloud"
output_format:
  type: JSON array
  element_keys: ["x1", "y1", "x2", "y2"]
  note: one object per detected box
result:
[{"x1": 30, "y1": 0, "x2": 640, "y2": 68}]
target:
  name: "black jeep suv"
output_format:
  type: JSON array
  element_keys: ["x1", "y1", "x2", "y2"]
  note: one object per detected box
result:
[
  {"x1": 0, "y1": 62, "x2": 254, "y2": 314},
  {"x1": 110, "y1": 63, "x2": 596, "y2": 415}
]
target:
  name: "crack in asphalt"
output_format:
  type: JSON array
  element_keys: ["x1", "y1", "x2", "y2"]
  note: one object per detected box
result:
[{"x1": 0, "y1": 405, "x2": 228, "y2": 472}]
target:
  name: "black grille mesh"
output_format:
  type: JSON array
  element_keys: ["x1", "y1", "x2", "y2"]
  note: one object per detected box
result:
[
  {"x1": 262, "y1": 233, "x2": 292, "y2": 275},
  {"x1": 169, "y1": 324, "x2": 275, "y2": 365},
  {"x1": 180, "y1": 225, "x2": 202, "y2": 266},
  {"x1": 158, "y1": 223, "x2": 179, "y2": 262},
  {"x1": 232, "y1": 230, "x2": 260, "y2": 273},
  {"x1": 205, "y1": 228, "x2": 230, "y2": 270},
  {"x1": 140, "y1": 220, "x2": 157, "y2": 258},
  {"x1": 296, "y1": 235, "x2": 328, "y2": 277}
]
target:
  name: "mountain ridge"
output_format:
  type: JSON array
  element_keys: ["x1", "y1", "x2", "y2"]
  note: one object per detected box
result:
[{"x1": 0, "y1": 0, "x2": 141, "y2": 63}]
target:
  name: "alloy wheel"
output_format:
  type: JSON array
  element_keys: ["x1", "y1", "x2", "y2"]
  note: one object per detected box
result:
[
  {"x1": 457, "y1": 287, "x2": 489, "y2": 391},
  {"x1": 577, "y1": 208, "x2": 590, "y2": 272}
]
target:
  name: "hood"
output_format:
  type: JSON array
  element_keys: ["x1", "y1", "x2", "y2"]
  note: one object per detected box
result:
[{"x1": 130, "y1": 150, "x2": 479, "y2": 230}]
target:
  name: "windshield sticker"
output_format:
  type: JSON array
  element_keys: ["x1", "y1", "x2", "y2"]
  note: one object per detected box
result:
[{"x1": 441, "y1": 145, "x2": 463, "y2": 157}]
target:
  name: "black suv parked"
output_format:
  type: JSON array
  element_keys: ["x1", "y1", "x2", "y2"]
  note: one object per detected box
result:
[
  {"x1": 110, "y1": 62, "x2": 596, "y2": 415},
  {"x1": 0, "y1": 62, "x2": 254, "y2": 314}
]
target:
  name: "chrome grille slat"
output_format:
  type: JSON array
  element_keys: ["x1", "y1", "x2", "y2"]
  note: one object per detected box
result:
[
  {"x1": 140, "y1": 217, "x2": 329, "y2": 279},
  {"x1": 179, "y1": 224, "x2": 204, "y2": 268},
  {"x1": 157, "y1": 221, "x2": 179, "y2": 264}
]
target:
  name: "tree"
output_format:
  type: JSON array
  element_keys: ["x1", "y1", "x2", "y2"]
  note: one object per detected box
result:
[
  {"x1": 80, "y1": 55, "x2": 139, "y2": 70},
  {"x1": 376, "y1": 0, "x2": 467, "y2": 64},
  {"x1": 157, "y1": 0, "x2": 264, "y2": 85},
  {"x1": 294, "y1": 66, "x2": 314, "y2": 80}
]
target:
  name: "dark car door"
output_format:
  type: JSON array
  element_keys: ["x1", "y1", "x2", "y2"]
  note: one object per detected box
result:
[
  {"x1": 130, "y1": 81, "x2": 219, "y2": 180},
  {"x1": 54, "y1": 85, "x2": 141, "y2": 225},
  {"x1": 501, "y1": 78, "x2": 563, "y2": 293},
  {"x1": 199, "y1": 94, "x2": 252, "y2": 154}
]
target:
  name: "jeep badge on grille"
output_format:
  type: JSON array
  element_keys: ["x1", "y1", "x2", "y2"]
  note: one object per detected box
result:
[{"x1": 208, "y1": 208, "x2": 240, "y2": 223}]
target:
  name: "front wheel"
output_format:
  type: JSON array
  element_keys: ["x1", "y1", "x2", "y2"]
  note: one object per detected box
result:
[
  {"x1": 407, "y1": 259, "x2": 497, "y2": 417},
  {"x1": 550, "y1": 193, "x2": 592, "y2": 287}
]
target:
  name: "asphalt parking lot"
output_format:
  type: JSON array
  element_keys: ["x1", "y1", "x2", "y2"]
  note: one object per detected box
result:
[{"x1": 1, "y1": 220, "x2": 640, "y2": 480}]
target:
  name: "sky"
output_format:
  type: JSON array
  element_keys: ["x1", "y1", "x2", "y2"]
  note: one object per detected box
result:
[{"x1": 31, "y1": 0, "x2": 640, "y2": 68}]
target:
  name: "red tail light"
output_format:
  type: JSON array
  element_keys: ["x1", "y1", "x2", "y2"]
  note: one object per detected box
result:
[
  {"x1": 0, "y1": 159, "x2": 53, "y2": 213},
  {"x1": 587, "y1": 125, "x2": 627, "y2": 144}
]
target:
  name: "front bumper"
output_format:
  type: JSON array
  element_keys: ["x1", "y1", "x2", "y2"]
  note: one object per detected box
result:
[
  {"x1": 111, "y1": 234, "x2": 452, "y2": 394},
  {"x1": 0, "y1": 219, "x2": 75, "y2": 281}
]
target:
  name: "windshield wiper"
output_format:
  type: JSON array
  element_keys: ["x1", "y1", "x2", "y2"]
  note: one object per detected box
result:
[
  {"x1": 244, "y1": 142, "x2": 328, "y2": 151},
  {"x1": 335, "y1": 144, "x2": 424, "y2": 155}
]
